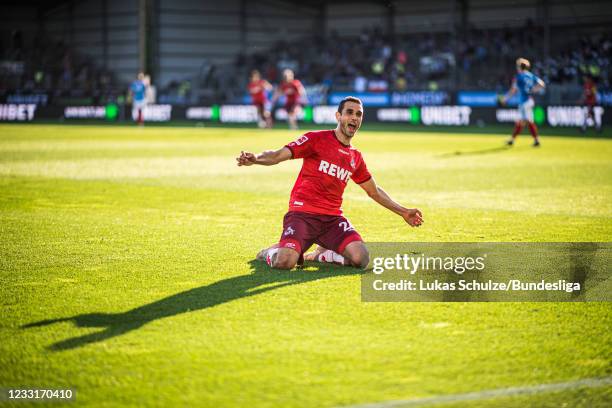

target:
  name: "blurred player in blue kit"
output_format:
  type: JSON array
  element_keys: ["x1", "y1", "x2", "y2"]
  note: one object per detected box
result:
[
  {"x1": 501, "y1": 58, "x2": 546, "y2": 147},
  {"x1": 130, "y1": 72, "x2": 147, "y2": 126}
]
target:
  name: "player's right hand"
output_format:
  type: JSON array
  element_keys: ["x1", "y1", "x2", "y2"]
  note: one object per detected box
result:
[
  {"x1": 236, "y1": 151, "x2": 257, "y2": 166},
  {"x1": 402, "y1": 208, "x2": 423, "y2": 227}
]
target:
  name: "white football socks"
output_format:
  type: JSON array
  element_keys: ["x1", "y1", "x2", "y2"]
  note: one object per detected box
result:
[
  {"x1": 265, "y1": 248, "x2": 279, "y2": 266},
  {"x1": 266, "y1": 247, "x2": 345, "y2": 267},
  {"x1": 317, "y1": 250, "x2": 345, "y2": 265}
]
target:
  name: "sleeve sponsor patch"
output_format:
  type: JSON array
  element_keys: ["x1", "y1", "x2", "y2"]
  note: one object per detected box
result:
[{"x1": 293, "y1": 135, "x2": 309, "y2": 146}]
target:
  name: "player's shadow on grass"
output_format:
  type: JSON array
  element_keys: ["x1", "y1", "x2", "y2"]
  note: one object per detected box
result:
[
  {"x1": 22, "y1": 261, "x2": 362, "y2": 351},
  {"x1": 438, "y1": 145, "x2": 522, "y2": 158}
]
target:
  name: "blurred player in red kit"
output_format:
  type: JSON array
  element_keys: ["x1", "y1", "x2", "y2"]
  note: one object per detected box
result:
[
  {"x1": 248, "y1": 70, "x2": 273, "y2": 128},
  {"x1": 580, "y1": 75, "x2": 601, "y2": 132},
  {"x1": 272, "y1": 69, "x2": 306, "y2": 130},
  {"x1": 236, "y1": 97, "x2": 423, "y2": 270}
]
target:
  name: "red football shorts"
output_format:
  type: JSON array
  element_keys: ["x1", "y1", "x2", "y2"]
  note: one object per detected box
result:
[
  {"x1": 278, "y1": 211, "x2": 363, "y2": 255},
  {"x1": 284, "y1": 101, "x2": 299, "y2": 114}
]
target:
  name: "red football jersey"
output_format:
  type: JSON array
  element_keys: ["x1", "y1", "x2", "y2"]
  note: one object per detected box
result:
[
  {"x1": 583, "y1": 80, "x2": 597, "y2": 105},
  {"x1": 248, "y1": 79, "x2": 268, "y2": 104},
  {"x1": 281, "y1": 79, "x2": 303, "y2": 104},
  {"x1": 285, "y1": 130, "x2": 372, "y2": 216}
]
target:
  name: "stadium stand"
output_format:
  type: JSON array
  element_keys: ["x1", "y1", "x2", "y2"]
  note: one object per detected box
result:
[{"x1": 1, "y1": 0, "x2": 610, "y2": 106}]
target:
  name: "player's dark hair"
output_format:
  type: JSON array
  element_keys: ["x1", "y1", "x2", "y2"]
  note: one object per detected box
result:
[{"x1": 338, "y1": 96, "x2": 363, "y2": 113}]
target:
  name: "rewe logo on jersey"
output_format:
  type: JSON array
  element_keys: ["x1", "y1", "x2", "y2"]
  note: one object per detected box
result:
[{"x1": 318, "y1": 160, "x2": 352, "y2": 182}]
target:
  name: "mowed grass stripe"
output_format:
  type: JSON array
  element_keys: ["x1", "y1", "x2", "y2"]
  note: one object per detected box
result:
[{"x1": 341, "y1": 377, "x2": 612, "y2": 408}]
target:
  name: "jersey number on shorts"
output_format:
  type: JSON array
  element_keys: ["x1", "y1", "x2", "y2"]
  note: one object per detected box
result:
[{"x1": 339, "y1": 221, "x2": 354, "y2": 232}]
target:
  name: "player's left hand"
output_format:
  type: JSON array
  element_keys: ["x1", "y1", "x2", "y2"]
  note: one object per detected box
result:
[
  {"x1": 236, "y1": 151, "x2": 257, "y2": 166},
  {"x1": 402, "y1": 208, "x2": 423, "y2": 227}
]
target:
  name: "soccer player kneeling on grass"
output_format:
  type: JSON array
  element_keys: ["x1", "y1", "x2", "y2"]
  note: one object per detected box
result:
[{"x1": 236, "y1": 97, "x2": 423, "y2": 270}]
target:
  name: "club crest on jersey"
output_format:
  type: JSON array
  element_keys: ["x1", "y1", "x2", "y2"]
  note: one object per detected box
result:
[
  {"x1": 350, "y1": 158, "x2": 356, "y2": 169},
  {"x1": 318, "y1": 160, "x2": 352, "y2": 183},
  {"x1": 284, "y1": 226, "x2": 295, "y2": 236}
]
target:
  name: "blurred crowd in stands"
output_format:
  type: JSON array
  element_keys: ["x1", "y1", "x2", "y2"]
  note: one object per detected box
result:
[
  {"x1": 237, "y1": 21, "x2": 610, "y2": 95},
  {"x1": 0, "y1": 29, "x2": 118, "y2": 104},
  {"x1": 1, "y1": 19, "x2": 610, "y2": 105}
]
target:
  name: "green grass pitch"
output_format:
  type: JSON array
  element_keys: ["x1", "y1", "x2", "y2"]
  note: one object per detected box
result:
[{"x1": 1, "y1": 124, "x2": 610, "y2": 407}]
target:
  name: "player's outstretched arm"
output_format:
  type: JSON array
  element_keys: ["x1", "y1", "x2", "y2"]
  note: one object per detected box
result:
[
  {"x1": 358, "y1": 178, "x2": 423, "y2": 227},
  {"x1": 501, "y1": 80, "x2": 517, "y2": 105},
  {"x1": 533, "y1": 78, "x2": 546, "y2": 93},
  {"x1": 236, "y1": 147, "x2": 292, "y2": 166},
  {"x1": 298, "y1": 82, "x2": 307, "y2": 98}
]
